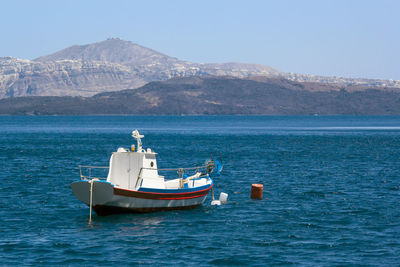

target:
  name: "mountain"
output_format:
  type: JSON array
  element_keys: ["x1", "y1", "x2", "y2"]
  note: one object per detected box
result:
[
  {"x1": 34, "y1": 38, "x2": 182, "y2": 68},
  {"x1": 0, "y1": 38, "x2": 279, "y2": 98},
  {"x1": 1, "y1": 38, "x2": 398, "y2": 99},
  {"x1": 1, "y1": 76, "x2": 400, "y2": 115},
  {"x1": 34, "y1": 38, "x2": 280, "y2": 77},
  {"x1": 0, "y1": 56, "x2": 145, "y2": 98}
]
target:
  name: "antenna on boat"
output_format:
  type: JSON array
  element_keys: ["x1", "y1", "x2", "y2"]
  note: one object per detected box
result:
[{"x1": 132, "y1": 129, "x2": 144, "y2": 152}]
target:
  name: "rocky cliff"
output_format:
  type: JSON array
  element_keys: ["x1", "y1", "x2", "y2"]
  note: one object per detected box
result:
[
  {"x1": 0, "y1": 38, "x2": 280, "y2": 98},
  {"x1": 0, "y1": 38, "x2": 399, "y2": 99},
  {"x1": 0, "y1": 56, "x2": 147, "y2": 98}
]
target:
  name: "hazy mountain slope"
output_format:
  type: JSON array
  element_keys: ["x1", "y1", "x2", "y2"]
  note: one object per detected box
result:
[
  {"x1": 1, "y1": 38, "x2": 399, "y2": 99},
  {"x1": 1, "y1": 76, "x2": 399, "y2": 115},
  {"x1": 0, "y1": 57, "x2": 146, "y2": 98},
  {"x1": 34, "y1": 38, "x2": 281, "y2": 81},
  {"x1": 34, "y1": 38, "x2": 180, "y2": 67},
  {"x1": 0, "y1": 39, "x2": 281, "y2": 98}
]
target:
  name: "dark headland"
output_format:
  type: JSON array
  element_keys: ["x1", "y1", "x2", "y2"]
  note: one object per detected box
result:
[
  {"x1": 1, "y1": 76, "x2": 400, "y2": 115},
  {"x1": 1, "y1": 38, "x2": 399, "y2": 115}
]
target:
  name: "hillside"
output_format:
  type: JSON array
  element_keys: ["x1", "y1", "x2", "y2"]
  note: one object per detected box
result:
[
  {"x1": 0, "y1": 57, "x2": 145, "y2": 98},
  {"x1": 0, "y1": 39, "x2": 280, "y2": 98},
  {"x1": 1, "y1": 38, "x2": 399, "y2": 99},
  {"x1": 34, "y1": 38, "x2": 176, "y2": 67},
  {"x1": 1, "y1": 76, "x2": 400, "y2": 115}
]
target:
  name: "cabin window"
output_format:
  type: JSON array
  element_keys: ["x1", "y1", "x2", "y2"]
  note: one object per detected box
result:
[{"x1": 150, "y1": 161, "x2": 154, "y2": 167}]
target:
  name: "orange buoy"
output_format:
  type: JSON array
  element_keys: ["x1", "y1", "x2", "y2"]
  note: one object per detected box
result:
[{"x1": 251, "y1": 184, "x2": 263, "y2": 199}]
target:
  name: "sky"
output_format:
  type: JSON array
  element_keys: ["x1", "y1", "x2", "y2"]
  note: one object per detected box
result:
[{"x1": 1, "y1": 0, "x2": 399, "y2": 80}]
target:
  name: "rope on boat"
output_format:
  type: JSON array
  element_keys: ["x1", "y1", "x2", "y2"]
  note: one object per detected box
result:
[
  {"x1": 158, "y1": 165, "x2": 206, "y2": 171},
  {"x1": 182, "y1": 172, "x2": 202, "y2": 184},
  {"x1": 178, "y1": 172, "x2": 209, "y2": 188},
  {"x1": 88, "y1": 178, "x2": 99, "y2": 225},
  {"x1": 89, "y1": 180, "x2": 93, "y2": 224}
]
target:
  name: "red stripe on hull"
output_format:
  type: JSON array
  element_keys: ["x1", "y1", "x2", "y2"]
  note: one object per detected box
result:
[
  {"x1": 113, "y1": 185, "x2": 212, "y2": 200},
  {"x1": 93, "y1": 204, "x2": 203, "y2": 216},
  {"x1": 159, "y1": 192, "x2": 209, "y2": 200}
]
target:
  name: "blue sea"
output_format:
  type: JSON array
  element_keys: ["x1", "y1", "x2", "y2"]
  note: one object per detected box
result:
[{"x1": 1, "y1": 116, "x2": 400, "y2": 266}]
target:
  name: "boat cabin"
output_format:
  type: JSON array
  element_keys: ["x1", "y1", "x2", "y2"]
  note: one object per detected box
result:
[{"x1": 106, "y1": 130, "x2": 165, "y2": 190}]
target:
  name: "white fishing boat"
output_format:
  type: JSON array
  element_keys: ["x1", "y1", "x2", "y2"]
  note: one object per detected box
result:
[{"x1": 71, "y1": 130, "x2": 222, "y2": 216}]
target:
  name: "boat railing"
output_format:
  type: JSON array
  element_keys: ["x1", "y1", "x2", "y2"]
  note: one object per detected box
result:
[
  {"x1": 158, "y1": 165, "x2": 211, "y2": 183},
  {"x1": 135, "y1": 165, "x2": 210, "y2": 189},
  {"x1": 79, "y1": 165, "x2": 109, "y2": 181},
  {"x1": 158, "y1": 165, "x2": 208, "y2": 172},
  {"x1": 79, "y1": 164, "x2": 212, "y2": 183}
]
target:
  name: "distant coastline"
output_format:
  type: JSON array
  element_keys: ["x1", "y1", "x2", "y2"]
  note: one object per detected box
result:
[
  {"x1": 1, "y1": 39, "x2": 399, "y2": 116},
  {"x1": 1, "y1": 39, "x2": 399, "y2": 100},
  {"x1": 1, "y1": 76, "x2": 400, "y2": 116}
]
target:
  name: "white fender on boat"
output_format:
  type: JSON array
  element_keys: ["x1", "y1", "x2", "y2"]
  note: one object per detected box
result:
[
  {"x1": 211, "y1": 200, "x2": 221, "y2": 205},
  {"x1": 219, "y1": 192, "x2": 228, "y2": 204},
  {"x1": 211, "y1": 192, "x2": 228, "y2": 205}
]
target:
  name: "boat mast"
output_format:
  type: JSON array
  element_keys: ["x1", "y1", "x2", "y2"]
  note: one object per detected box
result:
[{"x1": 132, "y1": 129, "x2": 144, "y2": 152}]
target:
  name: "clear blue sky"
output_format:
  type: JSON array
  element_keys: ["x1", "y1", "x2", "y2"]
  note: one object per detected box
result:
[{"x1": 1, "y1": 0, "x2": 399, "y2": 80}]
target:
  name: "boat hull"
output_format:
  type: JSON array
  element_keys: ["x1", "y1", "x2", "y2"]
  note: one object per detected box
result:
[
  {"x1": 71, "y1": 180, "x2": 212, "y2": 216},
  {"x1": 93, "y1": 202, "x2": 204, "y2": 216}
]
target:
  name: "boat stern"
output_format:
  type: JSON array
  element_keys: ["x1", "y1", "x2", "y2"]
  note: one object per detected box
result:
[{"x1": 70, "y1": 180, "x2": 114, "y2": 206}]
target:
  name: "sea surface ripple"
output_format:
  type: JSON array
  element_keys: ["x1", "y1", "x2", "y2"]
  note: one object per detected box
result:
[{"x1": 0, "y1": 116, "x2": 399, "y2": 266}]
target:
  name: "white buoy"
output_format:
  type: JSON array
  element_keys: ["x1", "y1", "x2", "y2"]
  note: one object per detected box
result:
[
  {"x1": 219, "y1": 192, "x2": 228, "y2": 204},
  {"x1": 211, "y1": 192, "x2": 228, "y2": 205},
  {"x1": 211, "y1": 200, "x2": 221, "y2": 205}
]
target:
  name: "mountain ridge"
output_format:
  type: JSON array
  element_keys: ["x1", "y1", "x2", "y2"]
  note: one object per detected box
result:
[
  {"x1": 34, "y1": 38, "x2": 180, "y2": 67},
  {"x1": 0, "y1": 38, "x2": 399, "y2": 99},
  {"x1": 1, "y1": 76, "x2": 399, "y2": 115}
]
